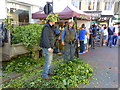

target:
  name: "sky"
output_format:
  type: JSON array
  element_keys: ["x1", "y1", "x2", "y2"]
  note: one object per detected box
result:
[{"x1": 39, "y1": 0, "x2": 72, "y2": 12}]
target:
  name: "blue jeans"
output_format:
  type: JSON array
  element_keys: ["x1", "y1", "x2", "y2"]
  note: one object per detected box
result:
[
  {"x1": 112, "y1": 35, "x2": 118, "y2": 45},
  {"x1": 107, "y1": 35, "x2": 113, "y2": 47},
  {"x1": 80, "y1": 41, "x2": 84, "y2": 53},
  {"x1": 42, "y1": 48, "x2": 53, "y2": 77},
  {"x1": 64, "y1": 42, "x2": 75, "y2": 61}
]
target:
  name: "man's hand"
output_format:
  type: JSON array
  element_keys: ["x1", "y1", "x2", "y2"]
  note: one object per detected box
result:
[
  {"x1": 48, "y1": 48, "x2": 53, "y2": 53},
  {"x1": 62, "y1": 41, "x2": 65, "y2": 45}
]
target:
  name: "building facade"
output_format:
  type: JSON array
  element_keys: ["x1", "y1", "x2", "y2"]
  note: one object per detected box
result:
[
  {"x1": 71, "y1": 0, "x2": 117, "y2": 26},
  {"x1": 0, "y1": 0, "x2": 45, "y2": 26}
]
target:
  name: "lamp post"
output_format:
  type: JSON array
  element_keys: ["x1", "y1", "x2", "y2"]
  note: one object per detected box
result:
[{"x1": 44, "y1": 1, "x2": 53, "y2": 14}]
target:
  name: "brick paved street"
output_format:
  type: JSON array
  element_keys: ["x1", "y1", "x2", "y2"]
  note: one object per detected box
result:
[{"x1": 79, "y1": 46, "x2": 118, "y2": 88}]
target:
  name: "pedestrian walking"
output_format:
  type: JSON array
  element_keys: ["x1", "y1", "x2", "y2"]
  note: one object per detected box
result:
[
  {"x1": 78, "y1": 24, "x2": 86, "y2": 54},
  {"x1": 118, "y1": 30, "x2": 120, "y2": 47},
  {"x1": 112, "y1": 24, "x2": 118, "y2": 46},
  {"x1": 61, "y1": 19, "x2": 77, "y2": 60},
  {"x1": 40, "y1": 14, "x2": 58, "y2": 80},
  {"x1": 107, "y1": 23, "x2": 115, "y2": 48},
  {"x1": 103, "y1": 26, "x2": 108, "y2": 46}
]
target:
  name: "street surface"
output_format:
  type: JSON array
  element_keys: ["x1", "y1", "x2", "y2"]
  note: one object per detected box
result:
[{"x1": 79, "y1": 46, "x2": 118, "y2": 88}]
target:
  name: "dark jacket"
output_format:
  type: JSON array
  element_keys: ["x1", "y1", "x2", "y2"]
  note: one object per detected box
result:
[
  {"x1": 90, "y1": 25, "x2": 97, "y2": 37},
  {"x1": 108, "y1": 26, "x2": 115, "y2": 35},
  {"x1": 40, "y1": 23, "x2": 55, "y2": 49}
]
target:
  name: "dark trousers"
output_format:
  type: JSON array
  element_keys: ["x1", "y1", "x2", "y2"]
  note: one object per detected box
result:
[
  {"x1": 64, "y1": 42, "x2": 75, "y2": 60},
  {"x1": 112, "y1": 35, "x2": 118, "y2": 45},
  {"x1": 91, "y1": 37, "x2": 96, "y2": 48},
  {"x1": 80, "y1": 41, "x2": 84, "y2": 53}
]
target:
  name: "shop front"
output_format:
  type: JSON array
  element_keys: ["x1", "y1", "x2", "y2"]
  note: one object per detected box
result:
[{"x1": 6, "y1": 2, "x2": 30, "y2": 26}]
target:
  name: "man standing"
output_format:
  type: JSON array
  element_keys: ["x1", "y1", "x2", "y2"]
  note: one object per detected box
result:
[
  {"x1": 90, "y1": 23, "x2": 97, "y2": 49},
  {"x1": 61, "y1": 19, "x2": 77, "y2": 60},
  {"x1": 107, "y1": 23, "x2": 115, "y2": 48},
  {"x1": 40, "y1": 14, "x2": 58, "y2": 80}
]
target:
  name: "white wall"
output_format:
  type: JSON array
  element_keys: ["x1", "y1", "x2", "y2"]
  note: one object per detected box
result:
[
  {"x1": 77, "y1": 20, "x2": 91, "y2": 30},
  {"x1": 30, "y1": 6, "x2": 40, "y2": 23},
  {"x1": 0, "y1": 0, "x2": 7, "y2": 20},
  {"x1": 53, "y1": 0, "x2": 71, "y2": 12},
  {"x1": 7, "y1": 0, "x2": 45, "y2": 7}
]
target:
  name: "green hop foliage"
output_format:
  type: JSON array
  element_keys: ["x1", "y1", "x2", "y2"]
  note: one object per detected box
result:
[{"x1": 46, "y1": 13, "x2": 59, "y2": 22}]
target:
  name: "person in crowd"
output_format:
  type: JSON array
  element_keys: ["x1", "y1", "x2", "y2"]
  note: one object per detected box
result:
[
  {"x1": 103, "y1": 26, "x2": 108, "y2": 46},
  {"x1": 0, "y1": 22, "x2": 5, "y2": 47},
  {"x1": 78, "y1": 24, "x2": 86, "y2": 54},
  {"x1": 90, "y1": 23, "x2": 97, "y2": 49},
  {"x1": 118, "y1": 30, "x2": 120, "y2": 47},
  {"x1": 107, "y1": 23, "x2": 115, "y2": 48},
  {"x1": 53, "y1": 25, "x2": 61, "y2": 53},
  {"x1": 85, "y1": 29, "x2": 90, "y2": 52},
  {"x1": 84, "y1": 34, "x2": 88, "y2": 53},
  {"x1": 112, "y1": 24, "x2": 118, "y2": 46},
  {"x1": 99, "y1": 25, "x2": 104, "y2": 32},
  {"x1": 40, "y1": 14, "x2": 58, "y2": 80},
  {"x1": 0, "y1": 26, "x2": 3, "y2": 47},
  {"x1": 61, "y1": 19, "x2": 77, "y2": 60}
]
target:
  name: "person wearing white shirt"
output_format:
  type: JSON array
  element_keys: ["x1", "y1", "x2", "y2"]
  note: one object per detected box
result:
[{"x1": 103, "y1": 26, "x2": 108, "y2": 45}]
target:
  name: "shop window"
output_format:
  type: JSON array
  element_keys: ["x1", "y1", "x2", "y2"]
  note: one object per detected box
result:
[{"x1": 18, "y1": 10, "x2": 29, "y2": 25}]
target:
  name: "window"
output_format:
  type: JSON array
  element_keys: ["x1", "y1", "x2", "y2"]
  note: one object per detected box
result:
[
  {"x1": 97, "y1": 2, "x2": 100, "y2": 10},
  {"x1": 88, "y1": 1, "x2": 92, "y2": 10},
  {"x1": 104, "y1": 2, "x2": 112, "y2": 10},
  {"x1": 93, "y1": 2, "x2": 95, "y2": 10},
  {"x1": 79, "y1": 1, "x2": 81, "y2": 10}
]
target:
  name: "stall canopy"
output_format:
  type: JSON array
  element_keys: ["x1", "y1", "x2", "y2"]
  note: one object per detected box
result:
[
  {"x1": 32, "y1": 5, "x2": 91, "y2": 20},
  {"x1": 32, "y1": 10, "x2": 47, "y2": 19},
  {"x1": 58, "y1": 6, "x2": 91, "y2": 20}
]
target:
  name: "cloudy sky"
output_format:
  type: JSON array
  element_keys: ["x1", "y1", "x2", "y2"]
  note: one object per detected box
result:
[{"x1": 39, "y1": 0, "x2": 72, "y2": 12}]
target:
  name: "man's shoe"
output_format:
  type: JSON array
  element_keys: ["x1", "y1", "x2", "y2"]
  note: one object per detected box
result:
[{"x1": 42, "y1": 77, "x2": 52, "y2": 80}]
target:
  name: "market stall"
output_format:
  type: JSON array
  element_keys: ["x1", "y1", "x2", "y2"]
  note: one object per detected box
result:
[{"x1": 32, "y1": 5, "x2": 91, "y2": 29}]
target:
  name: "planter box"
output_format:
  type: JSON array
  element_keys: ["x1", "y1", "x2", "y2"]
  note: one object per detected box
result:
[
  {"x1": 2, "y1": 43, "x2": 41, "y2": 61},
  {"x1": 2, "y1": 43, "x2": 28, "y2": 61}
]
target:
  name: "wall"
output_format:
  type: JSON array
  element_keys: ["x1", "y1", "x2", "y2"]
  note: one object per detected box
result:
[
  {"x1": 77, "y1": 20, "x2": 91, "y2": 30},
  {"x1": 0, "y1": 0, "x2": 7, "y2": 21}
]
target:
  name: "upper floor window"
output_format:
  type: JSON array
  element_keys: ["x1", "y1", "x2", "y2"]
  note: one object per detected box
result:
[
  {"x1": 79, "y1": 1, "x2": 81, "y2": 10},
  {"x1": 71, "y1": 1, "x2": 77, "y2": 8},
  {"x1": 97, "y1": 2, "x2": 100, "y2": 10},
  {"x1": 104, "y1": 2, "x2": 112, "y2": 10}
]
